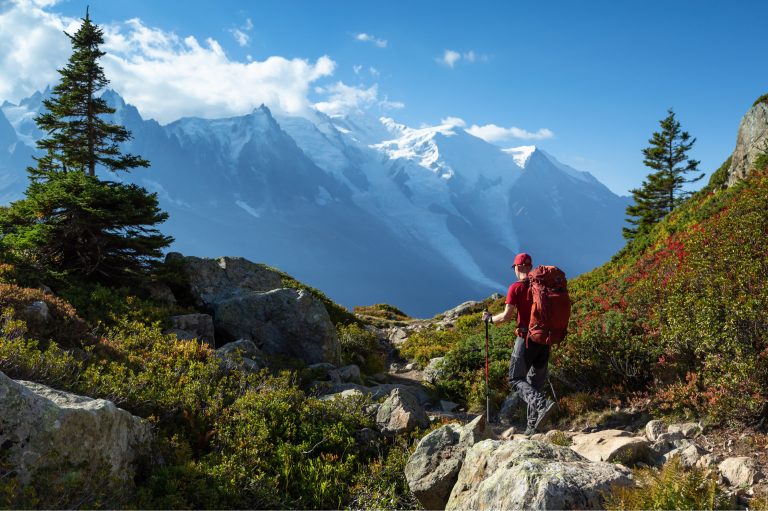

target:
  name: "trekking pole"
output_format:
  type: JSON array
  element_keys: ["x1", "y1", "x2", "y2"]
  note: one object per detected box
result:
[
  {"x1": 547, "y1": 374, "x2": 561, "y2": 411},
  {"x1": 483, "y1": 310, "x2": 491, "y2": 422}
]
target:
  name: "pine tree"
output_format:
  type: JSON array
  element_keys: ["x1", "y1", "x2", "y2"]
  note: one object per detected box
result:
[
  {"x1": 624, "y1": 109, "x2": 704, "y2": 240},
  {"x1": 0, "y1": 10, "x2": 172, "y2": 284}
]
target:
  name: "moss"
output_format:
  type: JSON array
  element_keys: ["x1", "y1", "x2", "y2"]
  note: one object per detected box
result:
[{"x1": 753, "y1": 93, "x2": 768, "y2": 107}]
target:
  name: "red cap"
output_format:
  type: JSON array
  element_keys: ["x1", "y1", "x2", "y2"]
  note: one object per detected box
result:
[{"x1": 512, "y1": 252, "x2": 532, "y2": 267}]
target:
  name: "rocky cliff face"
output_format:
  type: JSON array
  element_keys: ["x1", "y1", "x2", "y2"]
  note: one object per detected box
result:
[{"x1": 727, "y1": 97, "x2": 768, "y2": 186}]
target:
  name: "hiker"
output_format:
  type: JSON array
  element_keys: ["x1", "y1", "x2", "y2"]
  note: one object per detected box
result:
[{"x1": 482, "y1": 252, "x2": 556, "y2": 435}]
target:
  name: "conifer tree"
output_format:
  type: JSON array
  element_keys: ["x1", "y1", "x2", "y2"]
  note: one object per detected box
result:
[
  {"x1": 0, "y1": 10, "x2": 172, "y2": 284},
  {"x1": 624, "y1": 109, "x2": 703, "y2": 240}
]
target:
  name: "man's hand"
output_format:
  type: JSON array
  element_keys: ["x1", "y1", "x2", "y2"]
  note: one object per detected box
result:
[{"x1": 482, "y1": 310, "x2": 493, "y2": 323}]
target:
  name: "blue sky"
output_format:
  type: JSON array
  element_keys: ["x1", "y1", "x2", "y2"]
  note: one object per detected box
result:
[{"x1": 2, "y1": 0, "x2": 767, "y2": 195}]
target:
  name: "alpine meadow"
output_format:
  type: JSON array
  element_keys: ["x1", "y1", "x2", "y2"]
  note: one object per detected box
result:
[{"x1": 1, "y1": 4, "x2": 768, "y2": 511}]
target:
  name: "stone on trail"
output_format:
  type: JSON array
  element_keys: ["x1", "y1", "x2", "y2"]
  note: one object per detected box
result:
[
  {"x1": 446, "y1": 439, "x2": 633, "y2": 510},
  {"x1": 570, "y1": 429, "x2": 651, "y2": 464}
]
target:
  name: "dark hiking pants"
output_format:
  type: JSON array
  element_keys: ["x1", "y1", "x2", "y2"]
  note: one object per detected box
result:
[{"x1": 508, "y1": 336, "x2": 551, "y2": 428}]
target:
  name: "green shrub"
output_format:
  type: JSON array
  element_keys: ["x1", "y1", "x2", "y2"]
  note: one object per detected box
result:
[
  {"x1": 353, "y1": 303, "x2": 410, "y2": 321},
  {"x1": 604, "y1": 457, "x2": 727, "y2": 510},
  {"x1": 337, "y1": 322, "x2": 386, "y2": 374}
]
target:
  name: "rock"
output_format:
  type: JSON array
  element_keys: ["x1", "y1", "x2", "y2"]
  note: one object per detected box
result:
[
  {"x1": 319, "y1": 388, "x2": 365, "y2": 401},
  {"x1": 376, "y1": 388, "x2": 429, "y2": 435},
  {"x1": 24, "y1": 300, "x2": 50, "y2": 323},
  {"x1": 324, "y1": 382, "x2": 431, "y2": 405},
  {"x1": 719, "y1": 457, "x2": 764, "y2": 487},
  {"x1": 423, "y1": 357, "x2": 445, "y2": 384},
  {"x1": 727, "y1": 99, "x2": 768, "y2": 186},
  {"x1": 166, "y1": 313, "x2": 215, "y2": 346},
  {"x1": 215, "y1": 339, "x2": 268, "y2": 373},
  {"x1": 387, "y1": 327, "x2": 409, "y2": 346},
  {"x1": 308, "y1": 362, "x2": 341, "y2": 383},
  {"x1": 446, "y1": 439, "x2": 633, "y2": 510},
  {"x1": 213, "y1": 288, "x2": 341, "y2": 366},
  {"x1": 570, "y1": 429, "x2": 651, "y2": 464},
  {"x1": 338, "y1": 364, "x2": 362, "y2": 384},
  {"x1": 500, "y1": 426, "x2": 518, "y2": 440},
  {"x1": 0, "y1": 371, "x2": 151, "y2": 485},
  {"x1": 667, "y1": 422, "x2": 701, "y2": 438},
  {"x1": 695, "y1": 453, "x2": 723, "y2": 469},
  {"x1": 645, "y1": 419, "x2": 666, "y2": 441},
  {"x1": 145, "y1": 282, "x2": 177, "y2": 304},
  {"x1": 441, "y1": 400, "x2": 459, "y2": 413},
  {"x1": 405, "y1": 415, "x2": 494, "y2": 510},
  {"x1": 663, "y1": 441, "x2": 709, "y2": 468},
  {"x1": 177, "y1": 255, "x2": 283, "y2": 308},
  {"x1": 437, "y1": 301, "x2": 482, "y2": 326}
]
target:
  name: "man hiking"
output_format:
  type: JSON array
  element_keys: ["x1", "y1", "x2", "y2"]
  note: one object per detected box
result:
[{"x1": 482, "y1": 252, "x2": 557, "y2": 436}]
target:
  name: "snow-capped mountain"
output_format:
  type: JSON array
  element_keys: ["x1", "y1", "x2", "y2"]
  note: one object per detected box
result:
[{"x1": 0, "y1": 90, "x2": 630, "y2": 316}]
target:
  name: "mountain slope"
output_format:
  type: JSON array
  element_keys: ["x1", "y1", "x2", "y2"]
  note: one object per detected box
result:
[{"x1": 557, "y1": 96, "x2": 768, "y2": 425}]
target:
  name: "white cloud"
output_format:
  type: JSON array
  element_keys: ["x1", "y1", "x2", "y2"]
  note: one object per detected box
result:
[
  {"x1": 441, "y1": 116, "x2": 466, "y2": 127},
  {"x1": 439, "y1": 49, "x2": 461, "y2": 68},
  {"x1": 244, "y1": 18, "x2": 253, "y2": 31},
  {"x1": 466, "y1": 123, "x2": 555, "y2": 142},
  {"x1": 0, "y1": 1, "x2": 337, "y2": 123},
  {"x1": 353, "y1": 64, "x2": 363, "y2": 75},
  {"x1": 368, "y1": 66, "x2": 380, "y2": 77},
  {"x1": 230, "y1": 28, "x2": 249, "y2": 47},
  {"x1": 354, "y1": 32, "x2": 387, "y2": 48},
  {"x1": 463, "y1": 50, "x2": 476, "y2": 63},
  {"x1": 314, "y1": 82, "x2": 404, "y2": 116}
]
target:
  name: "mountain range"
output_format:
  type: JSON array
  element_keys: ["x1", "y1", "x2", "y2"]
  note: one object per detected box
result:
[{"x1": 0, "y1": 89, "x2": 630, "y2": 316}]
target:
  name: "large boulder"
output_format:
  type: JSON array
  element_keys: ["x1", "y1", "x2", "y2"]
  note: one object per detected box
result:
[
  {"x1": 213, "y1": 288, "x2": 340, "y2": 365},
  {"x1": 0, "y1": 371, "x2": 151, "y2": 485},
  {"x1": 405, "y1": 415, "x2": 494, "y2": 510},
  {"x1": 719, "y1": 457, "x2": 764, "y2": 487},
  {"x1": 727, "y1": 99, "x2": 768, "y2": 186},
  {"x1": 174, "y1": 255, "x2": 283, "y2": 308},
  {"x1": 166, "y1": 313, "x2": 215, "y2": 346},
  {"x1": 446, "y1": 439, "x2": 633, "y2": 510},
  {"x1": 570, "y1": 429, "x2": 651, "y2": 464},
  {"x1": 376, "y1": 388, "x2": 429, "y2": 435}
]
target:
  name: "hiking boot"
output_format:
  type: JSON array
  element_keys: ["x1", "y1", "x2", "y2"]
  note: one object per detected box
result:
[
  {"x1": 524, "y1": 426, "x2": 536, "y2": 437},
  {"x1": 533, "y1": 399, "x2": 557, "y2": 431}
]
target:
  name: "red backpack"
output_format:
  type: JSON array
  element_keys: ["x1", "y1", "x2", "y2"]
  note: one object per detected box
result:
[{"x1": 527, "y1": 265, "x2": 571, "y2": 346}]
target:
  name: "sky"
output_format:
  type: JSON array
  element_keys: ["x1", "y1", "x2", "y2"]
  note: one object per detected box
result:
[{"x1": 1, "y1": 0, "x2": 767, "y2": 195}]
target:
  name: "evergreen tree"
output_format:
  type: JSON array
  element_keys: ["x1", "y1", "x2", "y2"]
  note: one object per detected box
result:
[
  {"x1": 624, "y1": 109, "x2": 704, "y2": 240},
  {"x1": 0, "y1": 10, "x2": 172, "y2": 284}
]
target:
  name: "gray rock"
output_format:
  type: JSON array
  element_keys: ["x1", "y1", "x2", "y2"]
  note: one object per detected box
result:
[
  {"x1": 178, "y1": 255, "x2": 283, "y2": 308},
  {"x1": 24, "y1": 300, "x2": 50, "y2": 323},
  {"x1": 719, "y1": 457, "x2": 764, "y2": 487},
  {"x1": 441, "y1": 400, "x2": 459, "y2": 413},
  {"x1": 215, "y1": 339, "x2": 268, "y2": 373},
  {"x1": 405, "y1": 415, "x2": 494, "y2": 510},
  {"x1": 423, "y1": 357, "x2": 445, "y2": 384},
  {"x1": 338, "y1": 364, "x2": 362, "y2": 384},
  {"x1": 570, "y1": 429, "x2": 651, "y2": 464},
  {"x1": 167, "y1": 313, "x2": 215, "y2": 346},
  {"x1": 325, "y1": 382, "x2": 431, "y2": 405},
  {"x1": 446, "y1": 439, "x2": 633, "y2": 510},
  {"x1": 214, "y1": 288, "x2": 341, "y2": 366},
  {"x1": 667, "y1": 422, "x2": 702, "y2": 438},
  {"x1": 663, "y1": 441, "x2": 709, "y2": 468},
  {"x1": 0, "y1": 371, "x2": 151, "y2": 485},
  {"x1": 645, "y1": 419, "x2": 666, "y2": 441},
  {"x1": 498, "y1": 392, "x2": 523, "y2": 425},
  {"x1": 376, "y1": 388, "x2": 429, "y2": 435},
  {"x1": 387, "y1": 327, "x2": 409, "y2": 346},
  {"x1": 727, "y1": 100, "x2": 768, "y2": 186},
  {"x1": 145, "y1": 282, "x2": 177, "y2": 304}
]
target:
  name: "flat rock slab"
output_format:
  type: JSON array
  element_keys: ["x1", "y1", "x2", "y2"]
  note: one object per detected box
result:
[
  {"x1": 571, "y1": 429, "x2": 650, "y2": 463},
  {"x1": 446, "y1": 439, "x2": 633, "y2": 510}
]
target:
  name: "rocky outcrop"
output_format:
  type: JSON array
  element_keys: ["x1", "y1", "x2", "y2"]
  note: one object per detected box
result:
[
  {"x1": 727, "y1": 98, "x2": 768, "y2": 186},
  {"x1": 405, "y1": 415, "x2": 494, "y2": 510},
  {"x1": 423, "y1": 357, "x2": 445, "y2": 384},
  {"x1": 446, "y1": 439, "x2": 633, "y2": 510},
  {"x1": 213, "y1": 288, "x2": 340, "y2": 365},
  {"x1": 172, "y1": 254, "x2": 283, "y2": 308},
  {"x1": 0, "y1": 371, "x2": 151, "y2": 485},
  {"x1": 719, "y1": 457, "x2": 764, "y2": 487},
  {"x1": 173, "y1": 254, "x2": 341, "y2": 366},
  {"x1": 376, "y1": 388, "x2": 429, "y2": 435},
  {"x1": 570, "y1": 429, "x2": 651, "y2": 464},
  {"x1": 166, "y1": 313, "x2": 215, "y2": 346}
]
